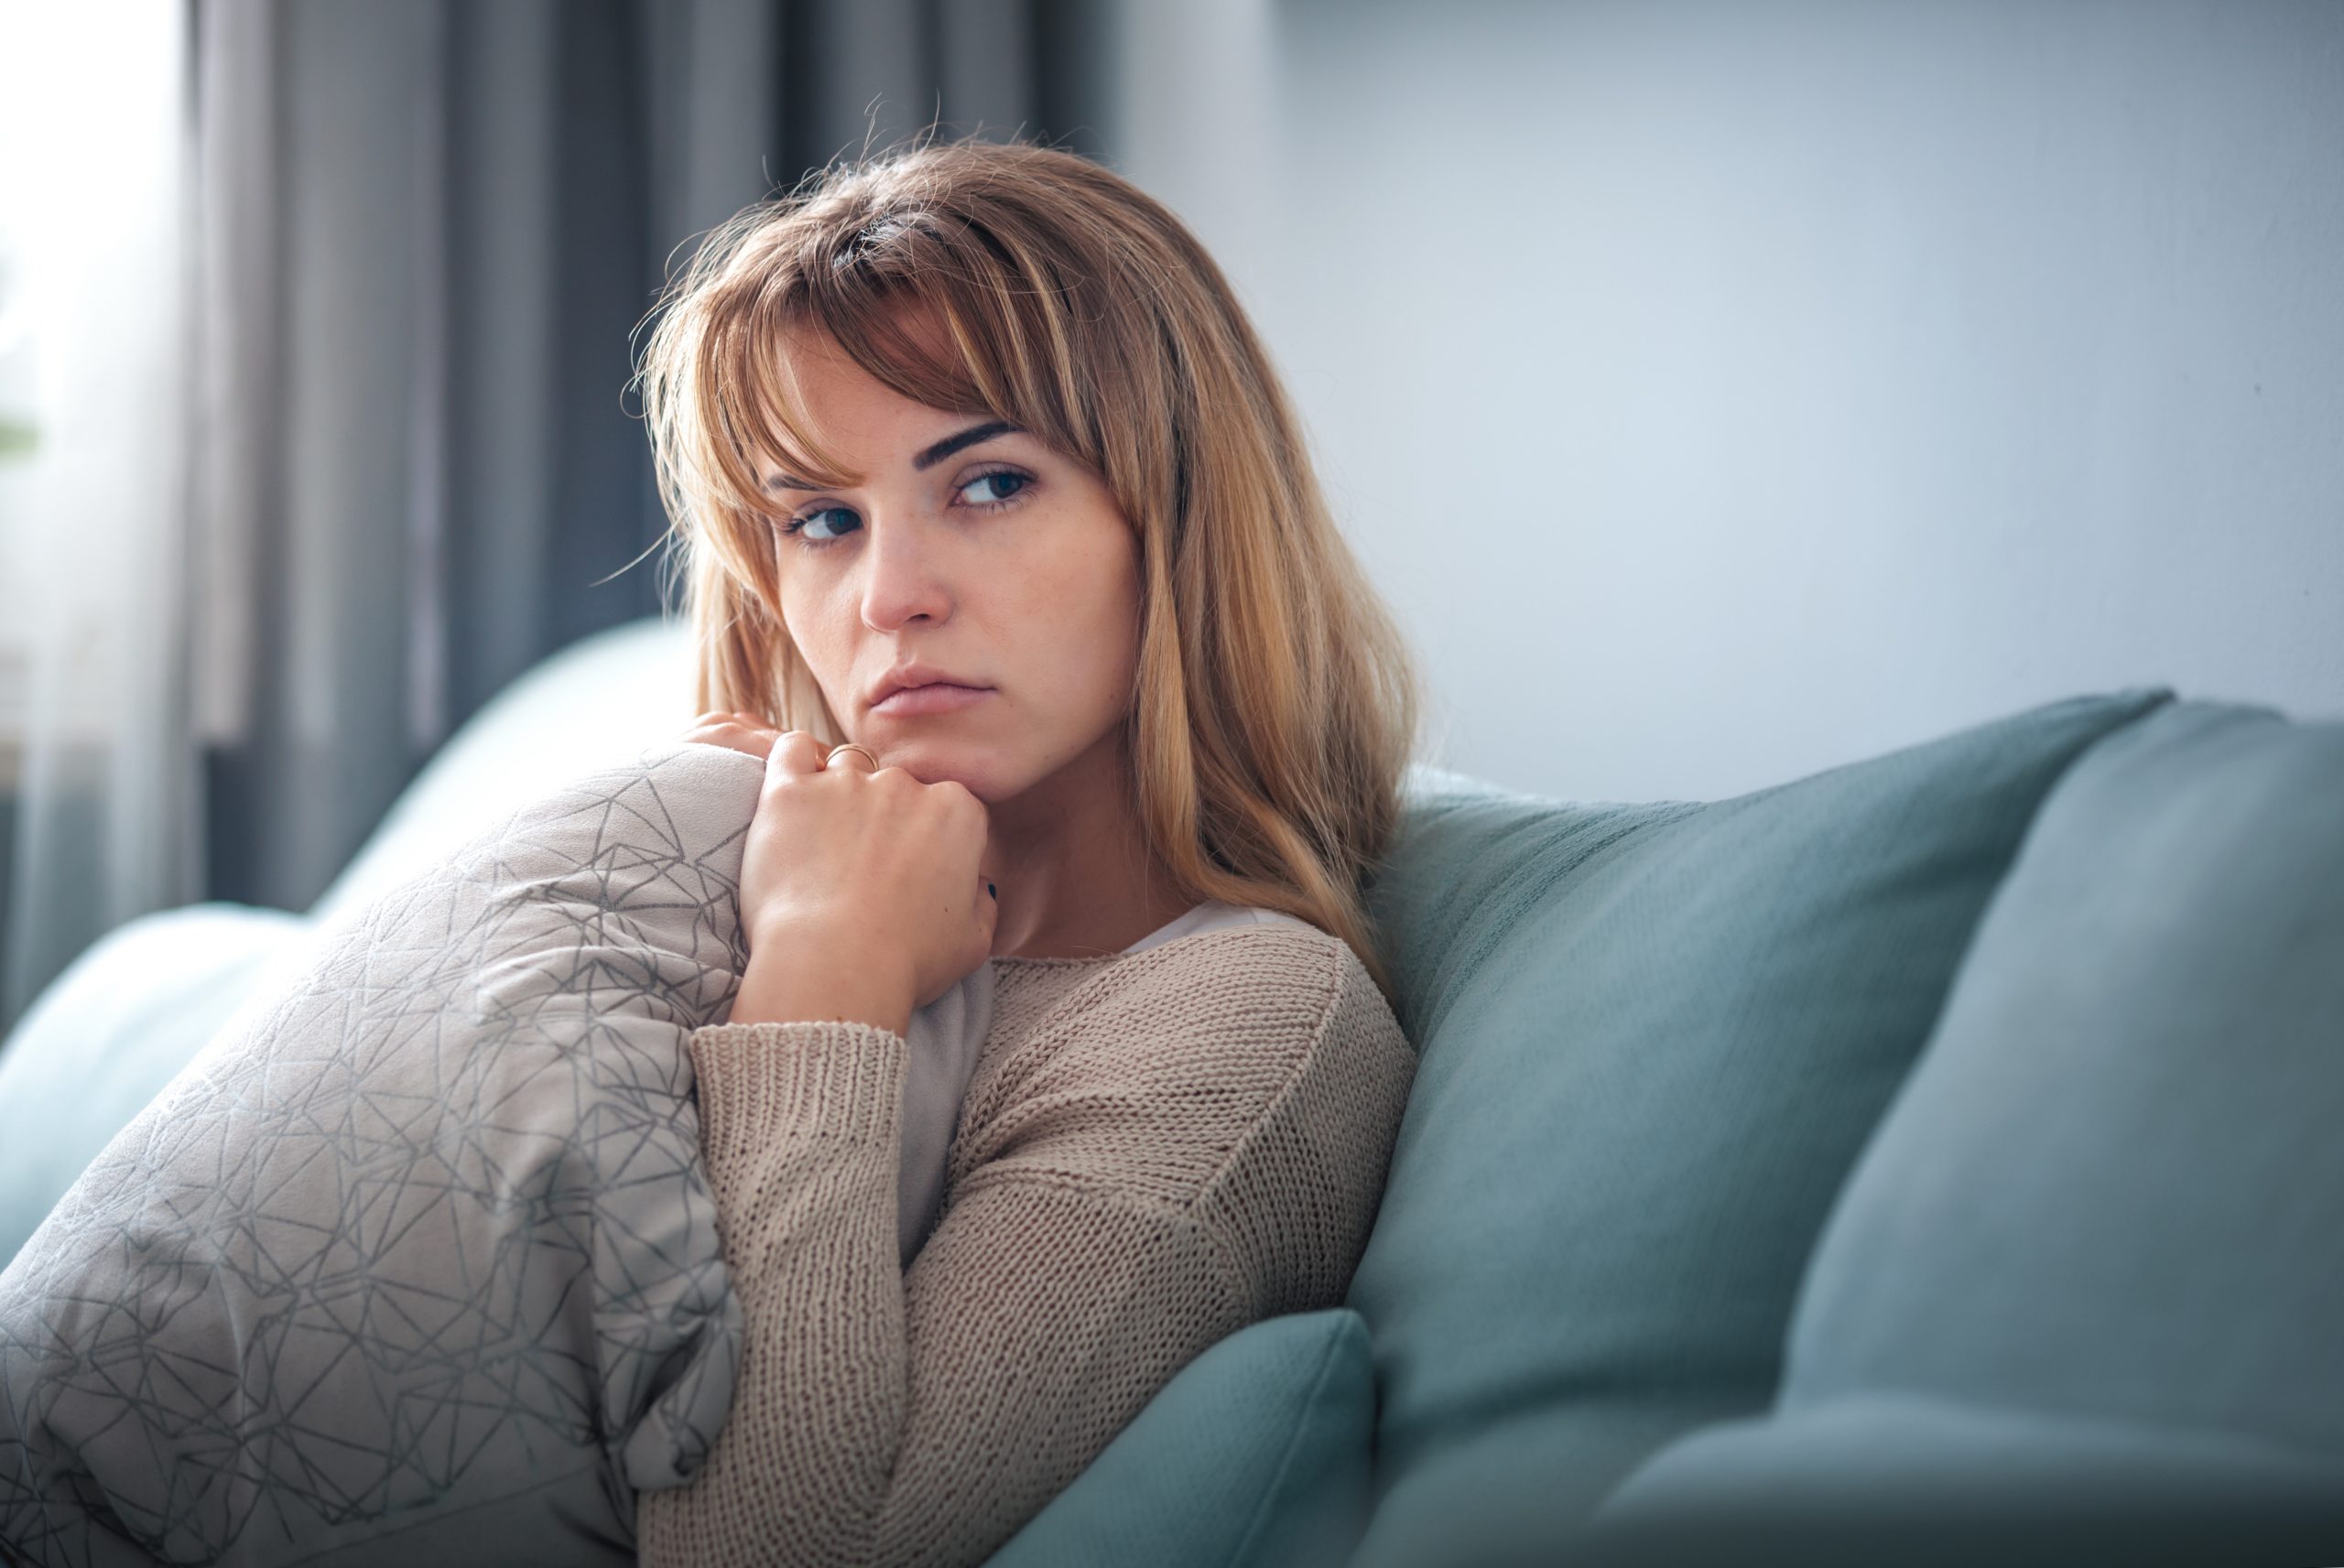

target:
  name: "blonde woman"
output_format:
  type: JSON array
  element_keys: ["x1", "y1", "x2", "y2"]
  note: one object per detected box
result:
[{"x1": 629, "y1": 135, "x2": 1423, "y2": 1567}]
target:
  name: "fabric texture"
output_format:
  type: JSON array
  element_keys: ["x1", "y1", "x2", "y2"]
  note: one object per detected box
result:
[
  {"x1": 1783, "y1": 697, "x2": 2344, "y2": 1444},
  {"x1": 898, "y1": 902, "x2": 1315, "y2": 1272},
  {"x1": 0, "y1": 741, "x2": 987, "y2": 1567},
  {"x1": 1575, "y1": 1393, "x2": 2344, "y2": 1568},
  {"x1": 1340, "y1": 687, "x2": 2177, "y2": 1568},
  {"x1": 1579, "y1": 698, "x2": 2344, "y2": 1563},
  {"x1": 633, "y1": 919, "x2": 1417, "y2": 1568},
  {"x1": 984, "y1": 1307, "x2": 1378, "y2": 1568}
]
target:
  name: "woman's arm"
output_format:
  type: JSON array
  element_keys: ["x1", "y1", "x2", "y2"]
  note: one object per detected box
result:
[
  {"x1": 727, "y1": 922, "x2": 916, "y2": 1037},
  {"x1": 634, "y1": 929, "x2": 1415, "y2": 1568}
]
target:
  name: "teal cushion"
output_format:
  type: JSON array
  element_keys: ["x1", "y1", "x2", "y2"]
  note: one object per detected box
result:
[
  {"x1": 0, "y1": 903, "x2": 314, "y2": 1271},
  {"x1": 983, "y1": 1309, "x2": 1375, "y2": 1568},
  {"x1": 1585, "y1": 699, "x2": 2344, "y2": 1563},
  {"x1": 1785, "y1": 697, "x2": 2344, "y2": 1440},
  {"x1": 1345, "y1": 687, "x2": 2176, "y2": 1568},
  {"x1": 1578, "y1": 1394, "x2": 2344, "y2": 1568}
]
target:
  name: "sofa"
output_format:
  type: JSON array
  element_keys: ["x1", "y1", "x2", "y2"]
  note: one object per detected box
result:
[{"x1": 3, "y1": 615, "x2": 2339, "y2": 1568}]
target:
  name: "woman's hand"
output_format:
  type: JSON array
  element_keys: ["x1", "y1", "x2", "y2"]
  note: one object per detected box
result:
[
  {"x1": 681, "y1": 712, "x2": 997, "y2": 1032},
  {"x1": 682, "y1": 711, "x2": 786, "y2": 764}
]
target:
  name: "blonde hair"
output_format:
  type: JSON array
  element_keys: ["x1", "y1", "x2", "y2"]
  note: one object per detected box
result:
[{"x1": 633, "y1": 135, "x2": 1423, "y2": 1000}]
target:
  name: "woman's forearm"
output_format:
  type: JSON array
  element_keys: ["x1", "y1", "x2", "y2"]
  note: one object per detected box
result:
[
  {"x1": 638, "y1": 1018, "x2": 911, "y2": 1566},
  {"x1": 728, "y1": 923, "x2": 915, "y2": 1037}
]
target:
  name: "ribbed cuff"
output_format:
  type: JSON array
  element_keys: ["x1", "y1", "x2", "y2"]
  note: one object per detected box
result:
[{"x1": 686, "y1": 1020, "x2": 908, "y2": 1166}]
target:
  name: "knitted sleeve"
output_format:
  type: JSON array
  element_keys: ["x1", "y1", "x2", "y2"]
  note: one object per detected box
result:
[{"x1": 632, "y1": 930, "x2": 1416, "y2": 1568}]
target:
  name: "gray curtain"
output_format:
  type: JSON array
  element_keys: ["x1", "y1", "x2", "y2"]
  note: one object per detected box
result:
[
  {"x1": 193, "y1": 0, "x2": 1112, "y2": 911},
  {"x1": 0, "y1": 0, "x2": 1113, "y2": 1033}
]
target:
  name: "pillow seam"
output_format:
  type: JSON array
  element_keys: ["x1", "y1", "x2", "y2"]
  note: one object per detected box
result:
[{"x1": 1225, "y1": 1314, "x2": 1359, "y2": 1567}]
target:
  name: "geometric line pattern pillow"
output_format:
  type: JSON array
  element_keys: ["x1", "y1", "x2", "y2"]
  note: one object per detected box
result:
[{"x1": 0, "y1": 741, "x2": 767, "y2": 1568}]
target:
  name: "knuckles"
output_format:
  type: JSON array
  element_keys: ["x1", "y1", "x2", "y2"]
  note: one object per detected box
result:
[
  {"x1": 933, "y1": 778, "x2": 987, "y2": 823},
  {"x1": 744, "y1": 742, "x2": 986, "y2": 835}
]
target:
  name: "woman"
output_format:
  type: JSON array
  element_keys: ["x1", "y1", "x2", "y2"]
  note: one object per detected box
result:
[{"x1": 627, "y1": 134, "x2": 1423, "y2": 1567}]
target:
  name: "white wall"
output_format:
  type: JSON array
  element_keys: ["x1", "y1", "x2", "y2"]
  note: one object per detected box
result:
[{"x1": 1110, "y1": 0, "x2": 2344, "y2": 801}]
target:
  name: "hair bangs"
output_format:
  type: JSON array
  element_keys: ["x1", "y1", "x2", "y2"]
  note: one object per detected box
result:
[
  {"x1": 695, "y1": 303, "x2": 854, "y2": 526},
  {"x1": 817, "y1": 287, "x2": 1004, "y2": 434},
  {"x1": 805, "y1": 208, "x2": 1097, "y2": 471}
]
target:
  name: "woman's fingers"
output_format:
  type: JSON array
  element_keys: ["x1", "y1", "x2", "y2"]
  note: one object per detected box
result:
[
  {"x1": 699, "y1": 719, "x2": 881, "y2": 780},
  {"x1": 766, "y1": 730, "x2": 830, "y2": 779},
  {"x1": 682, "y1": 717, "x2": 776, "y2": 760},
  {"x1": 731, "y1": 730, "x2": 997, "y2": 1010}
]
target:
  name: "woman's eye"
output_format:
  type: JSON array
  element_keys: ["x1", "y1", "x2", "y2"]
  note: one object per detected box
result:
[
  {"x1": 958, "y1": 470, "x2": 1030, "y2": 507},
  {"x1": 779, "y1": 470, "x2": 1029, "y2": 549},
  {"x1": 786, "y1": 505, "x2": 859, "y2": 543}
]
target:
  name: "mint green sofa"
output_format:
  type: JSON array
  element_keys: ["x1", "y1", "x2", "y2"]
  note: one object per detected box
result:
[{"x1": 5, "y1": 619, "x2": 2340, "y2": 1568}]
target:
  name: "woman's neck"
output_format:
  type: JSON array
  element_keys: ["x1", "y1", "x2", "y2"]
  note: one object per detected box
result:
[{"x1": 982, "y1": 732, "x2": 1194, "y2": 960}]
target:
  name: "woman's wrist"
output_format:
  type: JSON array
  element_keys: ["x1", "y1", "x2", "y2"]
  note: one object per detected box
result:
[{"x1": 726, "y1": 925, "x2": 915, "y2": 1038}]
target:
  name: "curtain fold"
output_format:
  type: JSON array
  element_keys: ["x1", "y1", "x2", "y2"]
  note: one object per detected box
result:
[{"x1": 1, "y1": 0, "x2": 1115, "y2": 1036}]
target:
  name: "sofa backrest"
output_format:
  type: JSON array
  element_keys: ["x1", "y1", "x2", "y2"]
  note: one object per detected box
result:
[
  {"x1": 1780, "y1": 697, "x2": 2344, "y2": 1443},
  {"x1": 1345, "y1": 686, "x2": 2176, "y2": 1567},
  {"x1": 1573, "y1": 695, "x2": 2344, "y2": 1564}
]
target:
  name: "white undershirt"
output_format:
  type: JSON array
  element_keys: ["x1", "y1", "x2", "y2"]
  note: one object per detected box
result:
[{"x1": 1119, "y1": 899, "x2": 1318, "y2": 954}]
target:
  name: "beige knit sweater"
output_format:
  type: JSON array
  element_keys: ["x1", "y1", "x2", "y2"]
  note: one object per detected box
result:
[{"x1": 633, "y1": 922, "x2": 1417, "y2": 1568}]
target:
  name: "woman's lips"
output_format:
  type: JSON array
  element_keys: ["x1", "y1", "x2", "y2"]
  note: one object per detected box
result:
[{"x1": 871, "y1": 682, "x2": 994, "y2": 717}]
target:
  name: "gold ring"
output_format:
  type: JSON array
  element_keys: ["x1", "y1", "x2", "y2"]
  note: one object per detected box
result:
[{"x1": 824, "y1": 742, "x2": 880, "y2": 771}]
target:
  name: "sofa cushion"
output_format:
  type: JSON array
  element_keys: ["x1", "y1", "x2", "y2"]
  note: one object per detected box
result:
[
  {"x1": 1577, "y1": 1393, "x2": 2344, "y2": 1568},
  {"x1": 984, "y1": 1308, "x2": 1376, "y2": 1568},
  {"x1": 1343, "y1": 687, "x2": 2175, "y2": 1568},
  {"x1": 1580, "y1": 699, "x2": 2344, "y2": 1562},
  {"x1": 0, "y1": 903, "x2": 318, "y2": 1271},
  {"x1": 1784, "y1": 696, "x2": 2344, "y2": 1440}
]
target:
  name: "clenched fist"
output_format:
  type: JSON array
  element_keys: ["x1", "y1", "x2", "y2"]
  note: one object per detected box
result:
[{"x1": 681, "y1": 711, "x2": 998, "y2": 1035}]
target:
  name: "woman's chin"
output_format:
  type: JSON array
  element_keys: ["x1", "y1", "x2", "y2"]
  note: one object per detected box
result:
[{"x1": 871, "y1": 743, "x2": 1009, "y2": 800}]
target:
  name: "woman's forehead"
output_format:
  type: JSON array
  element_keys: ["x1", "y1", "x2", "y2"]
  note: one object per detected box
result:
[{"x1": 750, "y1": 322, "x2": 1008, "y2": 489}]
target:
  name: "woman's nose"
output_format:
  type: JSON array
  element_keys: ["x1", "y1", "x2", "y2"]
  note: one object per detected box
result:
[{"x1": 856, "y1": 514, "x2": 953, "y2": 631}]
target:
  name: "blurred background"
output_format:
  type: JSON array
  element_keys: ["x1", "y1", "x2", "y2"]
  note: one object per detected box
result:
[{"x1": 0, "y1": 0, "x2": 2339, "y2": 1035}]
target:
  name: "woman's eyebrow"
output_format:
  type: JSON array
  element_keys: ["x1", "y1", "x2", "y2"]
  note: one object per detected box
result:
[
  {"x1": 914, "y1": 419, "x2": 1021, "y2": 470},
  {"x1": 762, "y1": 419, "x2": 1023, "y2": 492}
]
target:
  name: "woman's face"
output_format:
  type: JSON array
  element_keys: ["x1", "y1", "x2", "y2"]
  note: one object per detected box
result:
[{"x1": 758, "y1": 328, "x2": 1142, "y2": 806}]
